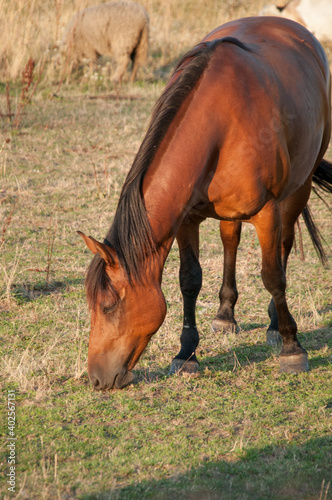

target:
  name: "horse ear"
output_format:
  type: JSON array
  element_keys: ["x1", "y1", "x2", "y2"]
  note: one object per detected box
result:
[
  {"x1": 77, "y1": 231, "x2": 118, "y2": 267},
  {"x1": 77, "y1": 231, "x2": 98, "y2": 254}
]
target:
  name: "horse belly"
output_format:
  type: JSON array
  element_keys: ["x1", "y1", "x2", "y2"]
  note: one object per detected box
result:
[
  {"x1": 206, "y1": 189, "x2": 269, "y2": 221},
  {"x1": 194, "y1": 168, "x2": 270, "y2": 221}
]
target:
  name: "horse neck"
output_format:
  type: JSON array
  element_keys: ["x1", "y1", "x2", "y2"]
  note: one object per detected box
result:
[{"x1": 142, "y1": 93, "x2": 216, "y2": 252}]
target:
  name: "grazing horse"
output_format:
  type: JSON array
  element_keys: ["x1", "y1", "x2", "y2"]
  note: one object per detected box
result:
[{"x1": 79, "y1": 16, "x2": 332, "y2": 390}]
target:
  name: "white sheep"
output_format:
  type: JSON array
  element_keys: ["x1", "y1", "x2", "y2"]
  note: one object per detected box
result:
[
  {"x1": 259, "y1": 0, "x2": 332, "y2": 43},
  {"x1": 61, "y1": 1, "x2": 149, "y2": 82}
]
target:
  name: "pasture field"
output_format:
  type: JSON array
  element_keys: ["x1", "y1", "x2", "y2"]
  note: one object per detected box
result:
[{"x1": 1, "y1": 0, "x2": 332, "y2": 498}]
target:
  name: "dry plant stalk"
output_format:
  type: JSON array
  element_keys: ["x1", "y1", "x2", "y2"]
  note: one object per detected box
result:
[
  {"x1": 74, "y1": 307, "x2": 85, "y2": 379},
  {"x1": 1, "y1": 244, "x2": 23, "y2": 303},
  {"x1": 55, "y1": 0, "x2": 63, "y2": 41},
  {"x1": 0, "y1": 204, "x2": 15, "y2": 251},
  {"x1": 319, "y1": 480, "x2": 330, "y2": 500},
  {"x1": 91, "y1": 159, "x2": 103, "y2": 198},
  {"x1": 0, "y1": 138, "x2": 10, "y2": 186},
  {"x1": 46, "y1": 216, "x2": 56, "y2": 285},
  {"x1": 6, "y1": 82, "x2": 12, "y2": 121},
  {"x1": 14, "y1": 58, "x2": 35, "y2": 129},
  {"x1": 104, "y1": 158, "x2": 108, "y2": 195},
  {"x1": 29, "y1": 53, "x2": 48, "y2": 100},
  {"x1": 293, "y1": 218, "x2": 305, "y2": 260},
  {"x1": 27, "y1": 216, "x2": 56, "y2": 282},
  {"x1": 240, "y1": 231, "x2": 256, "y2": 288}
]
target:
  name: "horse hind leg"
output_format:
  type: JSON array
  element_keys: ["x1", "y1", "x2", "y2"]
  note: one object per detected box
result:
[
  {"x1": 170, "y1": 217, "x2": 203, "y2": 375},
  {"x1": 266, "y1": 180, "x2": 312, "y2": 349},
  {"x1": 253, "y1": 199, "x2": 308, "y2": 373},
  {"x1": 266, "y1": 298, "x2": 281, "y2": 346},
  {"x1": 265, "y1": 214, "x2": 295, "y2": 347},
  {"x1": 212, "y1": 220, "x2": 241, "y2": 333},
  {"x1": 266, "y1": 212, "x2": 296, "y2": 347}
]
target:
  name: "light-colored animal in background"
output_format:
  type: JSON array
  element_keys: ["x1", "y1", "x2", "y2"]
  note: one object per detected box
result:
[
  {"x1": 61, "y1": 1, "x2": 149, "y2": 82},
  {"x1": 259, "y1": 0, "x2": 332, "y2": 42}
]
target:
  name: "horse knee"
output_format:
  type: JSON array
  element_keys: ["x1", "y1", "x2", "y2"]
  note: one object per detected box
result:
[{"x1": 179, "y1": 261, "x2": 202, "y2": 299}]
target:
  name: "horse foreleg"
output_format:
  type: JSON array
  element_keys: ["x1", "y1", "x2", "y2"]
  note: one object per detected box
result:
[
  {"x1": 170, "y1": 218, "x2": 203, "y2": 375},
  {"x1": 212, "y1": 220, "x2": 241, "y2": 333},
  {"x1": 253, "y1": 200, "x2": 308, "y2": 373}
]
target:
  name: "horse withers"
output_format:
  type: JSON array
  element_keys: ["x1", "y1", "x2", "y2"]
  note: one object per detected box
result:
[{"x1": 79, "y1": 16, "x2": 332, "y2": 390}]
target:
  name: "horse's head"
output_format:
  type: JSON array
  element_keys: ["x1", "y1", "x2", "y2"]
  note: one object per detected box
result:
[{"x1": 78, "y1": 232, "x2": 166, "y2": 390}]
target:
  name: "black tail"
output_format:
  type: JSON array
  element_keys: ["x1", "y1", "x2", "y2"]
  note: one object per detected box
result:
[
  {"x1": 312, "y1": 159, "x2": 332, "y2": 198},
  {"x1": 301, "y1": 159, "x2": 332, "y2": 265}
]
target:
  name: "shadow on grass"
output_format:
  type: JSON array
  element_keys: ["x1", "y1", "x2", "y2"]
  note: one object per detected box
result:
[
  {"x1": 11, "y1": 277, "x2": 84, "y2": 303},
  {"x1": 201, "y1": 326, "x2": 331, "y2": 372},
  {"x1": 239, "y1": 322, "x2": 267, "y2": 331},
  {"x1": 133, "y1": 326, "x2": 331, "y2": 386},
  {"x1": 205, "y1": 326, "x2": 330, "y2": 371},
  {"x1": 301, "y1": 326, "x2": 332, "y2": 349},
  {"x1": 318, "y1": 304, "x2": 332, "y2": 316},
  {"x1": 132, "y1": 341, "x2": 273, "y2": 386},
  {"x1": 80, "y1": 436, "x2": 332, "y2": 500}
]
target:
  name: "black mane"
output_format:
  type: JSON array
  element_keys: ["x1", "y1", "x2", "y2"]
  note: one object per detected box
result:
[{"x1": 85, "y1": 37, "x2": 252, "y2": 308}]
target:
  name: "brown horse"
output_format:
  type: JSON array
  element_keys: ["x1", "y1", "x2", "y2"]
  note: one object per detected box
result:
[{"x1": 79, "y1": 16, "x2": 332, "y2": 390}]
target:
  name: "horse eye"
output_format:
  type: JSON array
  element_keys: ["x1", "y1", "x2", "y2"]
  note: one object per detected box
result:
[{"x1": 102, "y1": 303, "x2": 118, "y2": 315}]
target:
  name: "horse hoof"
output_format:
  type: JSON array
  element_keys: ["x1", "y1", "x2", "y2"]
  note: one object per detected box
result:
[
  {"x1": 279, "y1": 352, "x2": 309, "y2": 373},
  {"x1": 169, "y1": 359, "x2": 199, "y2": 375},
  {"x1": 266, "y1": 329, "x2": 282, "y2": 347},
  {"x1": 211, "y1": 318, "x2": 238, "y2": 334}
]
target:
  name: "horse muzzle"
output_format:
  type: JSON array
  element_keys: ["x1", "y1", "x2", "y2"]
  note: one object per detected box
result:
[{"x1": 89, "y1": 360, "x2": 134, "y2": 390}]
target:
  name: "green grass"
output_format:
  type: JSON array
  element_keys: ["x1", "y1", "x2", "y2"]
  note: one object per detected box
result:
[
  {"x1": 1, "y1": 357, "x2": 332, "y2": 498},
  {"x1": 0, "y1": 10, "x2": 332, "y2": 499}
]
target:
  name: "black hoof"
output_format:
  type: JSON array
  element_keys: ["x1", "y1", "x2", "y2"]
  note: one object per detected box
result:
[
  {"x1": 169, "y1": 359, "x2": 199, "y2": 375},
  {"x1": 266, "y1": 329, "x2": 282, "y2": 347},
  {"x1": 279, "y1": 352, "x2": 309, "y2": 373},
  {"x1": 211, "y1": 317, "x2": 238, "y2": 334}
]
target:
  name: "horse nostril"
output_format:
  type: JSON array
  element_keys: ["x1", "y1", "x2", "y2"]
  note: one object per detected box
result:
[{"x1": 90, "y1": 376, "x2": 101, "y2": 389}]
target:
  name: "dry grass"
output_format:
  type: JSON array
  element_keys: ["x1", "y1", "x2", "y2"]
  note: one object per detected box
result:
[{"x1": 0, "y1": 0, "x2": 267, "y2": 82}]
